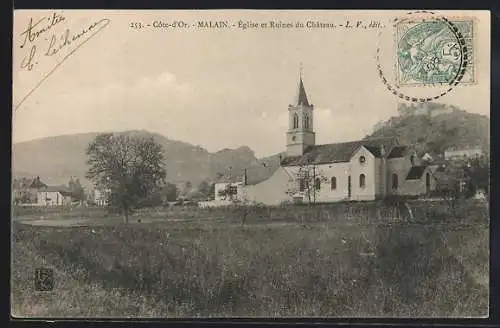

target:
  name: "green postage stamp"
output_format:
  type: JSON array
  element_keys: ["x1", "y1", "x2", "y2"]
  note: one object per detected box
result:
[{"x1": 395, "y1": 18, "x2": 475, "y2": 86}]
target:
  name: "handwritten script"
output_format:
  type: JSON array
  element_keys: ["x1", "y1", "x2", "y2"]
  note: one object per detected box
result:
[{"x1": 15, "y1": 12, "x2": 110, "y2": 111}]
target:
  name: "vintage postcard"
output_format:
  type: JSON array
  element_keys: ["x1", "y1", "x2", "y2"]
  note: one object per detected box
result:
[{"x1": 11, "y1": 10, "x2": 490, "y2": 318}]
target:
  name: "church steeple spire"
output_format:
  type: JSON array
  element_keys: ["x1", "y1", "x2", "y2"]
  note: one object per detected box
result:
[
  {"x1": 296, "y1": 77, "x2": 310, "y2": 106},
  {"x1": 296, "y1": 63, "x2": 310, "y2": 106}
]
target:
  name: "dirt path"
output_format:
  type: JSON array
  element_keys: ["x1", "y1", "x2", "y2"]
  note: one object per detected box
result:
[{"x1": 15, "y1": 215, "x2": 233, "y2": 227}]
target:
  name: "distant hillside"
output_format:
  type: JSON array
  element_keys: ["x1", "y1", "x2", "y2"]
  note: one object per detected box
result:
[
  {"x1": 12, "y1": 130, "x2": 267, "y2": 189},
  {"x1": 365, "y1": 103, "x2": 490, "y2": 156}
]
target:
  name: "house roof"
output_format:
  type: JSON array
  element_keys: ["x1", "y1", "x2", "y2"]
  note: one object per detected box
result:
[
  {"x1": 421, "y1": 152, "x2": 433, "y2": 159},
  {"x1": 281, "y1": 137, "x2": 398, "y2": 166},
  {"x1": 406, "y1": 165, "x2": 428, "y2": 180},
  {"x1": 246, "y1": 166, "x2": 280, "y2": 185},
  {"x1": 39, "y1": 185, "x2": 73, "y2": 196},
  {"x1": 216, "y1": 176, "x2": 242, "y2": 184},
  {"x1": 387, "y1": 146, "x2": 409, "y2": 159},
  {"x1": 296, "y1": 78, "x2": 310, "y2": 106},
  {"x1": 29, "y1": 177, "x2": 47, "y2": 189},
  {"x1": 216, "y1": 164, "x2": 281, "y2": 186}
]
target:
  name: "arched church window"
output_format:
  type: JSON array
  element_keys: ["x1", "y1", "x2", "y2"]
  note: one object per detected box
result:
[
  {"x1": 315, "y1": 177, "x2": 321, "y2": 190},
  {"x1": 304, "y1": 114, "x2": 309, "y2": 129},
  {"x1": 359, "y1": 174, "x2": 366, "y2": 188},
  {"x1": 392, "y1": 173, "x2": 398, "y2": 189},
  {"x1": 331, "y1": 177, "x2": 337, "y2": 190},
  {"x1": 293, "y1": 113, "x2": 299, "y2": 129}
]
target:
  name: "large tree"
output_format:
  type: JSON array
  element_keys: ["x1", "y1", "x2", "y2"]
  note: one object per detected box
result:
[
  {"x1": 163, "y1": 182, "x2": 179, "y2": 202},
  {"x1": 464, "y1": 154, "x2": 490, "y2": 196},
  {"x1": 197, "y1": 180, "x2": 212, "y2": 198},
  {"x1": 85, "y1": 133, "x2": 167, "y2": 223}
]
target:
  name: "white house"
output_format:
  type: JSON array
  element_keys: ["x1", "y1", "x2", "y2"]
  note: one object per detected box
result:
[
  {"x1": 37, "y1": 186, "x2": 72, "y2": 206},
  {"x1": 231, "y1": 76, "x2": 437, "y2": 205},
  {"x1": 214, "y1": 179, "x2": 241, "y2": 201},
  {"x1": 421, "y1": 153, "x2": 433, "y2": 162},
  {"x1": 93, "y1": 188, "x2": 110, "y2": 206},
  {"x1": 444, "y1": 147, "x2": 483, "y2": 160}
]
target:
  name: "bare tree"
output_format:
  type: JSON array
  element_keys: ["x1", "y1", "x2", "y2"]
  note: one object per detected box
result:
[
  {"x1": 296, "y1": 163, "x2": 328, "y2": 204},
  {"x1": 85, "y1": 133, "x2": 167, "y2": 223},
  {"x1": 286, "y1": 163, "x2": 328, "y2": 225},
  {"x1": 218, "y1": 184, "x2": 238, "y2": 201}
]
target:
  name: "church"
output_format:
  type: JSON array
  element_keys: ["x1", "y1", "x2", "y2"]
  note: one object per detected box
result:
[{"x1": 227, "y1": 76, "x2": 437, "y2": 205}]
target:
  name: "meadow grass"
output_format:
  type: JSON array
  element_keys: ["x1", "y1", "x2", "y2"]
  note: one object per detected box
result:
[{"x1": 11, "y1": 200, "x2": 489, "y2": 318}]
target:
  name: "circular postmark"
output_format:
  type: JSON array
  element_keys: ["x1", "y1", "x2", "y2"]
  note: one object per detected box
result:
[{"x1": 376, "y1": 11, "x2": 471, "y2": 103}]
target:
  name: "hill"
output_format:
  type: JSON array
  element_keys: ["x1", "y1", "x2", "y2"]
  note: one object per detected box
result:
[
  {"x1": 12, "y1": 130, "x2": 265, "y2": 189},
  {"x1": 365, "y1": 103, "x2": 490, "y2": 156}
]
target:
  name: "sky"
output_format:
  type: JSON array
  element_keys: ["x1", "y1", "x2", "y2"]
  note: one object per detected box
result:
[{"x1": 12, "y1": 10, "x2": 490, "y2": 157}]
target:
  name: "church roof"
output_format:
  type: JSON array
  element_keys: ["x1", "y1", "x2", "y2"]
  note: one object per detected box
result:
[
  {"x1": 281, "y1": 137, "x2": 398, "y2": 166},
  {"x1": 364, "y1": 146, "x2": 384, "y2": 157},
  {"x1": 215, "y1": 161, "x2": 281, "y2": 186},
  {"x1": 387, "y1": 146, "x2": 410, "y2": 159},
  {"x1": 296, "y1": 78, "x2": 310, "y2": 106},
  {"x1": 406, "y1": 165, "x2": 428, "y2": 180},
  {"x1": 246, "y1": 167, "x2": 280, "y2": 185}
]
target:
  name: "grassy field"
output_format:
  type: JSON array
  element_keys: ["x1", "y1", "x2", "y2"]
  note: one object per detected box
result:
[{"x1": 11, "y1": 200, "x2": 489, "y2": 318}]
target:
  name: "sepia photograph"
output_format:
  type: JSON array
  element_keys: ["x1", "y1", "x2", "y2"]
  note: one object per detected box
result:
[{"x1": 11, "y1": 9, "x2": 490, "y2": 318}]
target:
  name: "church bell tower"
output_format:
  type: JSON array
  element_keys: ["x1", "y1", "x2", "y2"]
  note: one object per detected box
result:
[{"x1": 286, "y1": 70, "x2": 315, "y2": 157}]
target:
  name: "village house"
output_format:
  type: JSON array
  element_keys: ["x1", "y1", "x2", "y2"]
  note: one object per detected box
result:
[
  {"x1": 12, "y1": 176, "x2": 88, "y2": 206},
  {"x1": 228, "y1": 76, "x2": 437, "y2": 205},
  {"x1": 12, "y1": 176, "x2": 48, "y2": 204},
  {"x1": 91, "y1": 188, "x2": 110, "y2": 206},
  {"x1": 37, "y1": 186, "x2": 73, "y2": 206},
  {"x1": 214, "y1": 178, "x2": 241, "y2": 201},
  {"x1": 421, "y1": 153, "x2": 433, "y2": 163},
  {"x1": 444, "y1": 147, "x2": 484, "y2": 160}
]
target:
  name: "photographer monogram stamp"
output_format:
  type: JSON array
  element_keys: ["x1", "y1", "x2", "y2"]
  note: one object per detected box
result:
[{"x1": 34, "y1": 268, "x2": 54, "y2": 292}]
